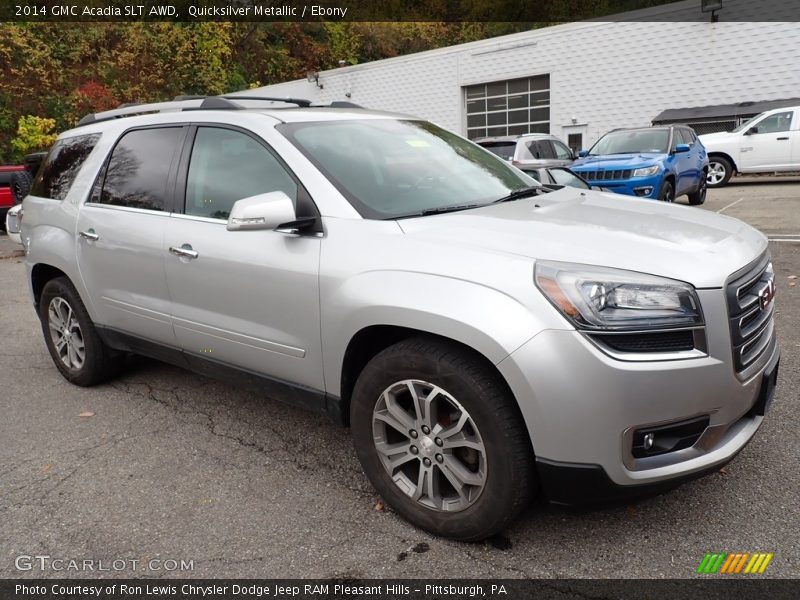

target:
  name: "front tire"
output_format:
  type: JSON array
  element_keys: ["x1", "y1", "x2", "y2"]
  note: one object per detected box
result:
[
  {"x1": 350, "y1": 337, "x2": 536, "y2": 541},
  {"x1": 706, "y1": 157, "x2": 733, "y2": 188},
  {"x1": 39, "y1": 277, "x2": 124, "y2": 386},
  {"x1": 658, "y1": 179, "x2": 675, "y2": 202}
]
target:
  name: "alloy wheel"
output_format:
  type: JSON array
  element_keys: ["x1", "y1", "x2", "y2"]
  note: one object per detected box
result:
[
  {"x1": 47, "y1": 297, "x2": 86, "y2": 370},
  {"x1": 707, "y1": 162, "x2": 727, "y2": 186},
  {"x1": 371, "y1": 379, "x2": 487, "y2": 512}
]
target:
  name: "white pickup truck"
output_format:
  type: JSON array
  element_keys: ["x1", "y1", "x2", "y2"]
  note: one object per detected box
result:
[{"x1": 700, "y1": 105, "x2": 800, "y2": 187}]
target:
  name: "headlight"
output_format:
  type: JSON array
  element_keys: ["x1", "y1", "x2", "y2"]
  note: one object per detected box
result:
[
  {"x1": 632, "y1": 165, "x2": 660, "y2": 177},
  {"x1": 535, "y1": 261, "x2": 703, "y2": 331}
]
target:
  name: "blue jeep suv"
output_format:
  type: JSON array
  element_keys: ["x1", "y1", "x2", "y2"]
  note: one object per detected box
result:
[{"x1": 571, "y1": 125, "x2": 708, "y2": 205}]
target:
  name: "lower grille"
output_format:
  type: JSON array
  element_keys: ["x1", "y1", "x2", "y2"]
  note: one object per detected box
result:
[
  {"x1": 594, "y1": 330, "x2": 695, "y2": 353},
  {"x1": 726, "y1": 254, "x2": 775, "y2": 376}
]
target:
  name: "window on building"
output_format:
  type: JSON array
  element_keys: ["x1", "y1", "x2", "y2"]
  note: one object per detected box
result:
[{"x1": 464, "y1": 75, "x2": 550, "y2": 140}]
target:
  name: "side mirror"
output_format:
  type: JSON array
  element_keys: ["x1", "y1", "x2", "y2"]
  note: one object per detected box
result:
[
  {"x1": 577, "y1": 150, "x2": 589, "y2": 158},
  {"x1": 673, "y1": 143, "x2": 691, "y2": 153},
  {"x1": 744, "y1": 127, "x2": 758, "y2": 136},
  {"x1": 227, "y1": 191, "x2": 296, "y2": 232}
]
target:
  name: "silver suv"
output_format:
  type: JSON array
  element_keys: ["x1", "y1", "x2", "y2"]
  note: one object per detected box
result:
[
  {"x1": 16, "y1": 97, "x2": 779, "y2": 541},
  {"x1": 475, "y1": 133, "x2": 575, "y2": 171}
]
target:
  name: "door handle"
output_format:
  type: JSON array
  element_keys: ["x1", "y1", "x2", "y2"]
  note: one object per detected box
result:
[
  {"x1": 776, "y1": 136, "x2": 789, "y2": 140},
  {"x1": 79, "y1": 229, "x2": 99, "y2": 241},
  {"x1": 169, "y1": 244, "x2": 199, "y2": 259}
]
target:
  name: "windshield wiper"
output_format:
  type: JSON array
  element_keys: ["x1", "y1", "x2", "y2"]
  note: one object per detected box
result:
[
  {"x1": 393, "y1": 204, "x2": 483, "y2": 219},
  {"x1": 492, "y1": 186, "x2": 545, "y2": 204}
]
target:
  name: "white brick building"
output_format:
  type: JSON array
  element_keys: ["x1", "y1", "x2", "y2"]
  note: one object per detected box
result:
[{"x1": 249, "y1": 0, "x2": 800, "y2": 150}]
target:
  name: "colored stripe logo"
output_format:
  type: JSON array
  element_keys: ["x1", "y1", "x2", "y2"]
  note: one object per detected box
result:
[{"x1": 697, "y1": 552, "x2": 773, "y2": 574}]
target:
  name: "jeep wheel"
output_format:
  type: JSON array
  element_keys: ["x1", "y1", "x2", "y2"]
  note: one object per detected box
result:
[
  {"x1": 707, "y1": 157, "x2": 733, "y2": 188},
  {"x1": 658, "y1": 179, "x2": 675, "y2": 202},
  {"x1": 40, "y1": 277, "x2": 124, "y2": 386},
  {"x1": 350, "y1": 337, "x2": 536, "y2": 541},
  {"x1": 687, "y1": 175, "x2": 707, "y2": 205}
]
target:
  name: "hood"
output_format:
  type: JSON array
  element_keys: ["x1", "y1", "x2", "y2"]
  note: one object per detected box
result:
[
  {"x1": 397, "y1": 189, "x2": 767, "y2": 288},
  {"x1": 698, "y1": 131, "x2": 737, "y2": 147},
  {"x1": 571, "y1": 153, "x2": 662, "y2": 170}
]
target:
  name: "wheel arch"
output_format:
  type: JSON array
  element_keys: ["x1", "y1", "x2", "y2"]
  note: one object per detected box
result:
[
  {"x1": 31, "y1": 263, "x2": 70, "y2": 311},
  {"x1": 338, "y1": 325, "x2": 526, "y2": 430},
  {"x1": 707, "y1": 151, "x2": 738, "y2": 172}
]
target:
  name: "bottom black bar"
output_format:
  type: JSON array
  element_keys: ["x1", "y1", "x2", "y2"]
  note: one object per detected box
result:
[{"x1": 1, "y1": 579, "x2": 798, "y2": 600}]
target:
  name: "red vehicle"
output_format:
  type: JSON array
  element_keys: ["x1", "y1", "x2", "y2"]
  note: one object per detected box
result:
[{"x1": 0, "y1": 154, "x2": 42, "y2": 229}]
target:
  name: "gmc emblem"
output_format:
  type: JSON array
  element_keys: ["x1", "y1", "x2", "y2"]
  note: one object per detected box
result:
[{"x1": 758, "y1": 278, "x2": 776, "y2": 310}]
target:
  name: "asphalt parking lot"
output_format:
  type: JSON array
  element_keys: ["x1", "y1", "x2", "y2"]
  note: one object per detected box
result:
[{"x1": 1, "y1": 177, "x2": 798, "y2": 580}]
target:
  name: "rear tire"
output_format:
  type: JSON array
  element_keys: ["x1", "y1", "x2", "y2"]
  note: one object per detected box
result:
[
  {"x1": 39, "y1": 277, "x2": 124, "y2": 386},
  {"x1": 350, "y1": 337, "x2": 536, "y2": 541},
  {"x1": 706, "y1": 157, "x2": 733, "y2": 188},
  {"x1": 687, "y1": 174, "x2": 707, "y2": 205}
]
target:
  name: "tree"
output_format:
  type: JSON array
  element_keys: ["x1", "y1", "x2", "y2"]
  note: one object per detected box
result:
[{"x1": 10, "y1": 115, "x2": 58, "y2": 159}]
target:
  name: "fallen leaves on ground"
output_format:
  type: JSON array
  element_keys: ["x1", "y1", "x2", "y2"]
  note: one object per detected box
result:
[
  {"x1": 719, "y1": 466, "x2": 730, "y2": 476},
  {"x1": 373, "y1": 500, "x2": 385, "y2": 512},
  {"x1": 78, "y1": 411, "x2": 95, "y2": 418}
]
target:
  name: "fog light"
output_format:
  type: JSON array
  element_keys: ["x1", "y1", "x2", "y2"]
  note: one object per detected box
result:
[
  {"x1": 643, "y1": 433, "x2": 655, "y2": 450},
  {"x1": 633, "y1": 186, "x2": 653, "y2": 197}
]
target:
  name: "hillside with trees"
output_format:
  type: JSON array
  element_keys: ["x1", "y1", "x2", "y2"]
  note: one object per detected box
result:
[{"x1": 0, "y1": 22, "x2": 533, "y2": 162}]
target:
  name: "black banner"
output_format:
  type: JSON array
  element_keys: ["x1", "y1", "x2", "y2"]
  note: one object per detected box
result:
[
  {"x1": 1, "y1": 0, "x2": 799, "y2": 22},
  {"x1": 2, "y1": 580, "x2": 800, "y2": 600}
]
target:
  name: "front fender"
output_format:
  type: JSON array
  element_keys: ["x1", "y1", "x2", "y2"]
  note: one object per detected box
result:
[{"x1": 321, "y1": 269, "x2": 550, "y2": 396}]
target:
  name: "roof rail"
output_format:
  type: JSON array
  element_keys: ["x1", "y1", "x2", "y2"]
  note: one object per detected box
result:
[
  {"x1": 75, "y1": 94, "x2": 361, "y2": 128},
  {"x1": 221, "y1": 95, "x2": 312, "y2": 107}
]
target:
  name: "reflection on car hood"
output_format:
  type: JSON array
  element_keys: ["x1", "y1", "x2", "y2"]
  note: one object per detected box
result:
[
  {"x1": 397, "y1": 188, "x2": 767, "y2": 288},
  {"x1": 572, "y1": 153, "x2": 662, "y2": 170}
]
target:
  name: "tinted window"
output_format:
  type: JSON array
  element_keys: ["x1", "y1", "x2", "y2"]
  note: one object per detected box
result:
[
  {"x1": 528, "y1": 140, "x2": 555, "y2": 159},
  {"x1": 552, "y1": 141, "x2": 573, "y2": 160},
  {"x1": 99, "y1": 127, "x2": 183, "y2": 211},
  {"x1": 30, "y1": 134, "x2": 100, "y2": 200},
  {"x1": 478, "y1": 142, "x2": 516, "y2": 161},
  {"x1": 185, "y1": 127, "x2": 297, "y2": 220}
]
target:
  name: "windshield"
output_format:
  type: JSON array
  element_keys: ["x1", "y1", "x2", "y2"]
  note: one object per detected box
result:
[
  {"x1": 478, "y1": 141, "x2": 516, "y2": 161},
  {"x1": 589, "y1": 129, "x2": 670, "y2": 155},
  {"x1": 549, "y1": 168, "x2": 590, "y2": 189},
  {"x1": 731, "y1": 112, "x2": 765, "y2": 133},
  {"x1": 279, "y1": 119, "x2": 537, "y2": 219}
]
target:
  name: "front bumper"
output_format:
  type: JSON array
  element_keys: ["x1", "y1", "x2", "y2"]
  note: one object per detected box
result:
[
  {"x1": 496, "y1": 287, "x2": 779, "y2": 500},
  {"x1": 573, "y1": 172, "x2": 662, "y2": 199}
]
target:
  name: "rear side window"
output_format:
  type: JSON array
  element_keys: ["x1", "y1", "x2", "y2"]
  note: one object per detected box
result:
[
  {"x1": 523, "y1": 140, "x2": 555, "y2": 160},
  {"x1": 98, "y1": 127, "x2": 183, "y2": 211},
  {"x1": 30, "y1": 134, "x2": 100, "y2": 200}
]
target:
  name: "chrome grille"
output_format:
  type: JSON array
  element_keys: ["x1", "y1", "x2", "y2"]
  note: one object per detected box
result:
[
  {"x1": 577, "y1": 169, "x2": 633, "y2": 181},
  {"x1": 726, "y1": 254, "x2": 775, "y2": 376}
]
